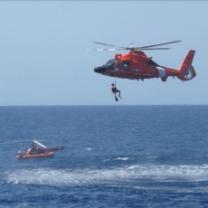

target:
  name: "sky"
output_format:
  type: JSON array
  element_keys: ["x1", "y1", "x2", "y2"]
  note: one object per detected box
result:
[{"x1": 0, "y1": 1, "x2": 207, "y2": 105}]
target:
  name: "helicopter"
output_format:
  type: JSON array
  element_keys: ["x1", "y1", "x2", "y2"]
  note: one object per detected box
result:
[{"x1": 94, "y1": 41, "x2": 196, "y2": 82}]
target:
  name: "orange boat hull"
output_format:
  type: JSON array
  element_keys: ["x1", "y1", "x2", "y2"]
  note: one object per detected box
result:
[{"x1": 16, "y1": 151, "x2": 55, "y2": 159}]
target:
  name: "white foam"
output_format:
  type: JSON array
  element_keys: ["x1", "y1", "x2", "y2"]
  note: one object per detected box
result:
[
  {"x1": 114, "y1": 157, "x2": 129, "y2": 161},
  {"x1": 5, "y1": 164, "x2": 208, "y2": 186},
  {"x1": 126, "y1": 164, "x2": 208, "y2": 180}
]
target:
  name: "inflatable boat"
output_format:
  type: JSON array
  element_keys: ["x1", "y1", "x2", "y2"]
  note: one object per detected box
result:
[
  {"x1": 16, "y1": 151, "x2": 55, "y2": 159},
  {"x1": 16, "y1": 139, "x2": 63, "y2": 159}
]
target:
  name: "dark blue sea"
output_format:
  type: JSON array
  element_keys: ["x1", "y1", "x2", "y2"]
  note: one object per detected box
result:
[{"x1": 1, "y1": 106, "x2": 208, "y2": 208}]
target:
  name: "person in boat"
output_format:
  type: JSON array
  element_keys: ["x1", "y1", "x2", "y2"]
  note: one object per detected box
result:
[
  {"x1": 27, "y1": 140, "x2": 47, "y2": 154},
  {"x1": 111, "y1": 83, "x2": 121, "y2": 102}
]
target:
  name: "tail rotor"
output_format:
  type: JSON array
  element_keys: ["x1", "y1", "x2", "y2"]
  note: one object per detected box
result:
[{"x1": 178, "y1": 50, "x2": 196, "y2": 81}]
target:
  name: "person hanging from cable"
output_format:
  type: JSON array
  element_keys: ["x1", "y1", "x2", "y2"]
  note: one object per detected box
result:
[{"x1": 111, "y1": 82, "x2": 121, "y2": 102}]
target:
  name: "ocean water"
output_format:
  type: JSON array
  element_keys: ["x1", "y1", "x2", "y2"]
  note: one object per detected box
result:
[{"x1": 0, "y1": 106, "x2": 208, "y2": 208}]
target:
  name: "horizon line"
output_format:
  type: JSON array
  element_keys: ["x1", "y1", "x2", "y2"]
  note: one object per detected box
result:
[{"x1": 0, "y1": 104, "x2": 208, "y2": 107}]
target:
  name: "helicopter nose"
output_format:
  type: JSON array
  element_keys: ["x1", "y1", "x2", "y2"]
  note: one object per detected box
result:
[{"x1": 94, "y1": 66, "x2": 106, "y2": 73}]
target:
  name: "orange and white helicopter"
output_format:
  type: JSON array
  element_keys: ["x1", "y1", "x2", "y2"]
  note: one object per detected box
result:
[{"x1": 94, "y1": 41, "x2": 196, "y2": 82}]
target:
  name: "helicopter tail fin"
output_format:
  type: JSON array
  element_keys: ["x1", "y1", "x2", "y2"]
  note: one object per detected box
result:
[{"x1": 178, "y1": 50, "x2": 196, "y2": 81}]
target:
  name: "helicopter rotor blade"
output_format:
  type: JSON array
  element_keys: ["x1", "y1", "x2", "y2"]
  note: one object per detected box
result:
[
  {"x1": 90, "y1": 47, "x2": 170, "y2": 52},
  {"x1": 88, "y1": 47, "x2": 122, "y2": 52},
  {"x1": 93, "y1": 40, "x2": 181, "y2": 52},
  {"x1": 94, "y1": 41, "x2": 126, "y2": 49},
  {"x1": 139, "y1": 47, "x2": 170, "y2": 50},
  {"x1": 138, "y1": 40, "x2": 181, "y2": 49}
]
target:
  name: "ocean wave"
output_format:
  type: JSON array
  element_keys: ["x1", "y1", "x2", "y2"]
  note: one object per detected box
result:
[
  {"x1": 114, "y1": 157, "x2": 129, "y2": 161},
  {"x1": 125, "y1": 185, "x2": 208, "y2": 193},
  {"x1": 4, "y1": 164, "x2": 208, "y2": 186},
  {"x1": 85, "y1": 147, "x2": 92, "y2": 151}
]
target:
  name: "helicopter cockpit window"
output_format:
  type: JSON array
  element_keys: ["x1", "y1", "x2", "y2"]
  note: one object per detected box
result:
[
  {"x1": 105, "y1": 59, "x2": 115, "y2": 67},
  {"x1": 121, "y1": 61, "x2": 130, "y2": 70}
]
